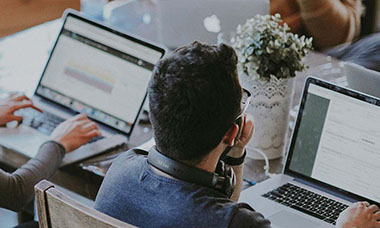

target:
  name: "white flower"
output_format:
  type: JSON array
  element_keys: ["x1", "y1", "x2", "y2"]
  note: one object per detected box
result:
[{"x1": 232, "y1": 14, "x2": 313, "y2": 80}]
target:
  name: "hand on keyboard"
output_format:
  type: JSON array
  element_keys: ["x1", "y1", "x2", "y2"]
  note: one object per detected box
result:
[
  {"x1": 336, "y1": 202, "x2": 380, "y2": 228},
  {"x1": 0, "y1": 93, "x2": 42, "y2": 126},
  {"x1": 51, "y1": 114, "x2": 101, "y2": 152}
]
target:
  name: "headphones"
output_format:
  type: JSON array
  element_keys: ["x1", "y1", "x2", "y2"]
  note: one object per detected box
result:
[{"x1": 147, "y1": 147, "x2": 236, "y2": 198}]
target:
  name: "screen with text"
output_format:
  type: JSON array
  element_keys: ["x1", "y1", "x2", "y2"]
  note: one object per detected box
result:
[{"x1": 289, "y1": 83, "x2": 380, "y2": 203}]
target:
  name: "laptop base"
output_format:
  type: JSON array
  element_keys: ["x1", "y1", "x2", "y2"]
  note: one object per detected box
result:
[{"x1": 239, "y1": 175, "x2": 348, "y2": 228}]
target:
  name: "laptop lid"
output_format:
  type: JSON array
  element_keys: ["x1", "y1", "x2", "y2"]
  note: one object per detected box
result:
[
  {"x1": 157, "y1": 0, "x2": 269, "y2": 49},
  {"x1": 345, "y1": 62, "x2": 380, "y2": 98},
  {"x1": 284, "y1": 77, "x2": 380, "y2": 205},
  {"x1": 35, "y1": 11, "x2": 165, "y2": 136}
]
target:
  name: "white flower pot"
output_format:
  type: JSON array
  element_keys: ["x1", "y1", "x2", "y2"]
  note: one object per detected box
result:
[{"x1": 241, "y1": 75, "x2": 294, "y2": 160}]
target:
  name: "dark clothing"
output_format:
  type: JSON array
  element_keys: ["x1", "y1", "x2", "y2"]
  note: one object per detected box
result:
[
  {"x1": 325, "y1": 32, "x2": 380, "y2": 72},
  {"x1": 95, "y1": 149, "x2": 271, "y2": 228},
  {"x1": 14, "y1": 221, "x2": 39, "y2": 228}
]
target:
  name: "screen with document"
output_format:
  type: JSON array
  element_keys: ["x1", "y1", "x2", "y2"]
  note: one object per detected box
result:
[
  {"x1": 288, "y1": 81, "x2": 380, "y2": 203},
  {"x1": 37, "y1": 14, "x2": 163, "y2": 134}
]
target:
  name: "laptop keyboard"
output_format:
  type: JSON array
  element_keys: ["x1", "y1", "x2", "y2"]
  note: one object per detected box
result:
[
  {"x1": 17, "y1": 108, "x2": 104, "y2": 143},
  {"x1": 262, "y1": 183, "x2": 349, "y2": 225},
  {"x1": 17, "y1": 108, "x2": 65, "y2": 135}
]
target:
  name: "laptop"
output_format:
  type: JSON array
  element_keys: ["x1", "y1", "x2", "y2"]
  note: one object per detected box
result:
[
  {"x1": 157, "y1": 0, "x2": 269, "y2": 49},
  {"x1": 0, "y1": 10, "x2": 165, "y2": 166},
  {"x1": 240, "y1": 77, "x2": 380, "y2": 227},
  {"x1": 345, "y1": 62, "x2": 380, "y2": 98}
]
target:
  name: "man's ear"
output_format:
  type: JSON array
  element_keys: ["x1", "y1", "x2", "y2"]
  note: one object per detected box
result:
[{"x1": 223, "y1": 124, "x2": 239, "y2": 146}]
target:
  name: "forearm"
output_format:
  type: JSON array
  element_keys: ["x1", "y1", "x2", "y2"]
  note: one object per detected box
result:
[
  {"x1": 297, "y1": 0, "x2": 362, "y2": 49},
  {"x1": 230, "y1": 163, "x2": 243, "y2": 202},
  {"x1": 0, "y1": 141, "x2": 65, "y2": 211}
]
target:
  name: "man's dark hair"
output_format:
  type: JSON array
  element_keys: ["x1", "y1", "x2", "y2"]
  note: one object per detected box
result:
[{"x1": 148, "y1": 41, "x2": 242, "y2": 164}]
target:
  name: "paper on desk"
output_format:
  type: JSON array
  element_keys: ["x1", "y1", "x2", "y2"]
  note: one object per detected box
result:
[{"x1": 136, "y1": 137, "x2": 155, "y2": 151}]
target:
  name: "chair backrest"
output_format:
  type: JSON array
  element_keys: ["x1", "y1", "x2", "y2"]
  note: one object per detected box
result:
[{"x1": 35, "y1": 180, "x2": 136, "y2": 228}]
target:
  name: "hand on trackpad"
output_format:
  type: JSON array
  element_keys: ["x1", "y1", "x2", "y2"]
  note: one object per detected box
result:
[{"x1": 269, "y1": 211, "x2": 321, "y2": 228}]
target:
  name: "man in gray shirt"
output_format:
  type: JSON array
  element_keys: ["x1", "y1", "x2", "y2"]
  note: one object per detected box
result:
[
  {"x1": 0, "y1": 93, "x2": 101, "y2": 212},
  {"x1": 96, "y1": 42, "x2": 380, "y2": 228}
]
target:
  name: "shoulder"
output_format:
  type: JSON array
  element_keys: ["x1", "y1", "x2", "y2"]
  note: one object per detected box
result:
[
  {"x1": 112, "y1": 148, "x2": 148, "y2": 165},
  {"x1": 228, "y1": 203, "x2": 271, "y2": 228},
  {"x1": 103, "y1": 148, "x2": 148, "y2": 179}
]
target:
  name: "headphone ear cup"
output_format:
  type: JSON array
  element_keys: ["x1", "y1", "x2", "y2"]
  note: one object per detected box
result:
[
  {"x1": 225, "y1": 165, "x2": 236, "y2": 197},
  {"x1": 215, "y1": 161, "x2": 236, "y2": 198}
]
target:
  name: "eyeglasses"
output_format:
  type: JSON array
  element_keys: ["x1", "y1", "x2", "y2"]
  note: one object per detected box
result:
[
  {"x1": 235, "y1": 88, "x2": 252, "y2": 139},
  {"x1": 236, "y1": 88, "x2": 251, "y2": 120}
]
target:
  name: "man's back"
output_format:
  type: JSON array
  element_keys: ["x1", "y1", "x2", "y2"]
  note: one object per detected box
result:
[{"x1": 94, "y1": 149, "x2": 270, "y2": 228}]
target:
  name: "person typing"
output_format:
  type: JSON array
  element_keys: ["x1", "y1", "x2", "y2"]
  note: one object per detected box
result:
[{"x1": 0, "y1": 92, "x2": 100, "y2": 212}]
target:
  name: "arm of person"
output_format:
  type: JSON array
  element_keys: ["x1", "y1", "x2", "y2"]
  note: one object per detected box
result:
[
  {"x1": 336, "y1": 202, "x2": 380, "y2": 228},
  {"x1": 227, "y1": 115, "x2": 254, "y2": 202},
  {"x1": 0, "y1": 141, "x2": 65, "y2": 211},
  {"x1": 229, "y1": 203, "x2": 271, "y2": 228},
  {"x1": 0, "y1": 94, "x2": 101, "y2": 211},
  {"x1": 297, "y1": 0, "x2": 362, "y2": 49}
]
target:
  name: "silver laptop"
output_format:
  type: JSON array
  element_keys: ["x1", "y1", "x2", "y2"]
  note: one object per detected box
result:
[
  {"x1": 157, "y1": 0, "x2": 269, "y2": 49},
  {"x1": 240, "y1": 77, "x2": 380, "y2": 228},
  {"x1": 345, "y1": 62, "x2": 380, "y2": 98},
  {"x1": 0, "y1": 10, "x2": 165, "y2": 166}
]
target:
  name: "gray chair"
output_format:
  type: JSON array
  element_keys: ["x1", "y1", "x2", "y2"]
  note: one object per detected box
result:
[{"x1": 35, "y1": 180, "x2": 136, "y2": 228}]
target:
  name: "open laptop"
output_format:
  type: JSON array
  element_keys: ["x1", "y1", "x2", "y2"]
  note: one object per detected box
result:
[
  {"x1": 240, "y1": 77, "x2": 380, "y2": 227},
  {"x1": 0, "y1": 10, "x2": 165, "y2": 166},
  {"x1": 345, "y1": 62, "x2": 380, "y2": 98},
  {"x1": 157, "y1": 0, "x2": 269, "y2": 49}
]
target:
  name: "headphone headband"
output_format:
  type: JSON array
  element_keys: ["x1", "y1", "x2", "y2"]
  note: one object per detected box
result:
[
  {"x1": 147, "y1": 147, "x2": 236, "y2": 197},
  {"x1": 147, "y1": 147, "x2": 218, "y2": 188}
]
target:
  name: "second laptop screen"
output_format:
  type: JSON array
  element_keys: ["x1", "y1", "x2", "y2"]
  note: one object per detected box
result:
[{"x1": 38, "y1": 16, "x2": 162, "y2": 133}]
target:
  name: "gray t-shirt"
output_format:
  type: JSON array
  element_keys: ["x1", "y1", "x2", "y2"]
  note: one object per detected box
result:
[
  {"x1": 0, "y1": 141, "x2": 65, "y2": 211},
  {"x1": 95, "y1": 149, "x2": 271, "y2": 228}
]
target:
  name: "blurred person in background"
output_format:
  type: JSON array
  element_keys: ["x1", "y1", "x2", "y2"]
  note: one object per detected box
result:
[
  {"x1": 271, "y1": 0, "x2": 363, "y2": 50},
  {"x1": 0, "y1": 0, "x2": 79, "y2": 37},
  {"x1": 271, "y1": 0, "x2": 380, "y2": 72}
]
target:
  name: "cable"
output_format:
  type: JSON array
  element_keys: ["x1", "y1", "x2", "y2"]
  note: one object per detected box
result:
[{"x1": 251, "y1": 147, "x2": 278, "y2": 178}]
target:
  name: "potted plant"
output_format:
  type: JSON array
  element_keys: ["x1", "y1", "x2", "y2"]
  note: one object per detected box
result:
[{"x1": 232, "y1": 14, "x2": 313, "y2": 159}]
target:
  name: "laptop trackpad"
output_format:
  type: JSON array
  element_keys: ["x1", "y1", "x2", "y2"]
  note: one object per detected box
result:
[{"x1": 269, "y1": 210, "x2": 321, "y2": 228}]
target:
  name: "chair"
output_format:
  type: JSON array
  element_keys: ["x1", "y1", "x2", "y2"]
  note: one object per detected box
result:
[{"x1": 35, "y1": 180, "x2": 136, "y2": 228}]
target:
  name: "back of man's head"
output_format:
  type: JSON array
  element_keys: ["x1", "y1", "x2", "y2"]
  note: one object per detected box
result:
[{"x1": 148, "y1": 41, "x2": 242, "y2": 164}]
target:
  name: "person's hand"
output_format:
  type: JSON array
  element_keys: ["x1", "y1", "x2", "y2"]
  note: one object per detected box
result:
[
  {"x1": 227, "y1": 114, "x2": 254, "y2": 158},
  {"x1": 51, "y1": 114, "x2": 101, "y2": 153},
  {"x1": 0, "y1": 93, "x2": 42, "y2": 126},
  {"x1": 336, "y1": 202, "x2": 380, "y2": 228}
]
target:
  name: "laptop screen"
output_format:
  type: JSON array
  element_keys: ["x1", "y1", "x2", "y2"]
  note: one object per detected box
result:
[
  {"x1": 286, "y1": 78, "x2": 380, "y2": 203},
  {"x1": 36, "y1": 13, "x2": 164, "y2": 135}
]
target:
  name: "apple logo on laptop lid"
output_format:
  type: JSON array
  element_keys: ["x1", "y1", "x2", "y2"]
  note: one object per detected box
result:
[{"x1": 203, "y1": 14, "x2": 221, "y2": 33}]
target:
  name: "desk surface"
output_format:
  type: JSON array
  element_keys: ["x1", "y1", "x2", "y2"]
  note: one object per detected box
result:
[{"x1": 0, "y1": 6, "x2": 348, "y2": 199}]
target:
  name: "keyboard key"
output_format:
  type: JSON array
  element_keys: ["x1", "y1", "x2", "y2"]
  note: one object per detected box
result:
[
  {"x1": 18, "y1": 109, "x2": 65, "y2": 135},
  {"x1": 87, "y1": 135, "x2": 105, "y2": 144},
  {"x1": 262, "y1": 183, "x2": 348, "y2": 224},
  {"x1": 290, "y1": 204, "x2": 326, "y2": 220}
]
